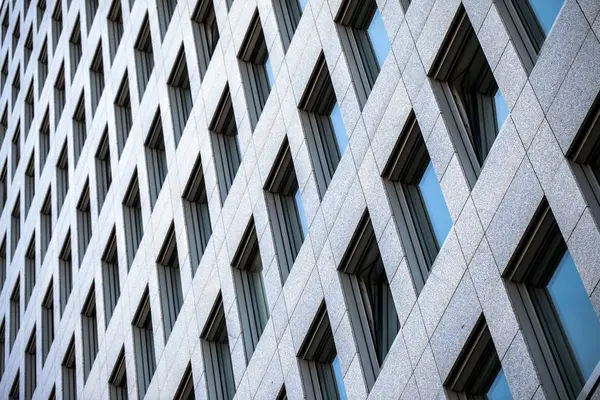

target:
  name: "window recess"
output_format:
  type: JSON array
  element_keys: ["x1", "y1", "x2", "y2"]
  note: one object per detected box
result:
[
  {"x1": 107, "y1": 0, "x2": 123, "y2": 65},
  {"x1": 231, "y1": 218, "x2": 269, "y2": 361},
  {"x1": 95, "y1": 128, "x2": 112, "y2": 211},
  {"x1": 263, "y1": 138, "x2": 307, "y2": 284},
  {"x1": 41, "y1": 280, "x2": 54, "y2": 365},
  {"x1": 335, "y1": 0, "x2": 389, "y2": 109},
  {"x1": 298, "y1": 54, "x2": 347, "y2": 199},
  {"x1": 132, "y1": 288, "x2": 156, "y2": 400},
  {"x1": 56, "y1": 141, "x2": 69, "y2": 216},
  {"x1": 0, "y1": 237, "x2": 6, "y2": 292},
  {"x1": 24, "y1": 154, "x2": 35, "y2": 216},
  {"x1": 273, "y1": 0, "x2": 302, "y2": 53},
  {"x1": 11, "y1": 67, "x2": 20, "y2": 113},
  {"x1": 337, "y1": 212, "x2": 399, "y2": 392},
  {"x1": 134, "y1": 15, "x2": 154, "y2": 99},
  {"x1": 76, "y1": 181, "x2": 92, "y2": 265},
  {"x1": 102, "y1": 229, "x2": 120, "y2": 326},
  {"x1": 24, "y1": 329, "x2": 36, "y2": 400},
  {"x1": 191, "y1": 0, "x2": 219, "y2": 81},
  {"x1": 429, "y1": 5, "x2": 507, "y2": 188},
  {"x1": 444, "y1": 316, "x2": 511, "y2": 399},
  {"x1": 81, "y1": 285, "x2": 98, "y2": 382},
  {"x1": 504, "y1": 199, "x2": 600, "y2": 400},
  {"x1": 9, "y1": 277, "x2": 20, "y2": 351},
  {"x1": 157, "y1": 0, "x2": 176, "y2": 40},
  {"x1": 122, "y1": 171, "x2": 143, "y2": 269},
  {"x1": 69, "y1": 17, "x2": 82, "y2": 80},
  {"x1": 38, "y1": 39, "x2": 48, "y2": 94},
  {"x1": 182, "y1": 155, "x2": 212, "y2": 275},
  {"x1": 54, "y1": 63, "x2": 66, "y2": 125},
  {"x1": 238, "y1": 10, "x2": 271, "y2": 132},
  {"x1": 61, "y1": 337, "x2": 77, "y2": 400},
  {"x1": 0, "y1": 320, "x2": 5, "y2": 379},
  {"x1": 8, "y1": 370, "x2": 19, "y2": 400},
  {"x1": 167, "y1": 47, "x2": 193, "y2": 147},
  {"x1": 11, "y1": 124, "x2": 20, "y2": 180},
  {"x1": 58, "y1": 232, "x2": 73, "y2": 316},
  {"x1": 201, "y1": 293, "x2": 236, "y2": 400},
  {"x1": 51, "y1": 1, "x2": 62, "y2": 51},
  {"x1": 24, "y1": 237, "x2": 36, "y2": 309},
  {"x1": 210, "y1": 86, "x2": 241, "y2": 204},
  {"x1": 297, "y1": 302, "x2": 348, "y2": 399},
  {"x1": 10, "y1": 196, "x2": 20, "y2": 259},
  {"x1": 85, "y1": 0, "x2": 98, "y2": 31},
  {"x1": 108, "y1": 348, "x2": 128, "y2": 400},
  {"x1": 39, "y1": 108, "x2": 50, "y2": 169},
  {"x1": 72, "y1": 92, "x2": 87, "y2": 166},
  {"x1": 173, "y1": 363, "x2": 195, "y2": 400},
  {"x1": 24, "y1": 82, "x2": 34, "y2": 135},
  {"x1": 156, "y1": 223, "x2": 183, "y2": 342},
  {"x1": 144, "y1": 110, "x2": 167, "y2": 210},
  {"x1": 114, "y1": 73, "x2": 132, "y2": 157},
  {"x1": 89, "y1": 43, "x2": 104, "y2": 117},
  {"x1": 40, "y1": 189, "x2": 52, "y2": 262}
]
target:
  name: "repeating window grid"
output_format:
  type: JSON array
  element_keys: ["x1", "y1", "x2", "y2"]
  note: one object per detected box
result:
[
  {"x1": 182, "y1": 156, "x2": 212, "y2": 276},
  {"x1": 167, "y1": 48, "x2": 192, "y2": 147},
  {"x1": 157, "y1": 0, "x2": 176, "y2": 41},
  {"x1": 24, "y1": 153, "x2": 35, "y2": 216},
  {"x1": 69, "y1": 17, "x2": 82, "y2": 80},
  {"x1": 85, "y1": 0, "x2": 98, "y2": 31},
  {"x1": 58, "y1": 233, "x2": 73, "y2": 317},
  {"x1": 24, "y1": 328, "x2": 36, "y2": 400},
  {"x1": 41, "y1": 280, "x2": 54, "y2": 366},
  {"x1": 231, "y1": 220, "x2": 269, "y2": 362},
  {"x1": 11, "y1": 125, "x2": 20, "y2": 179},
  {"x1": 9, "y1": 277, "x2": 20, "y2": 351},
  {"x1": 24, "y1": 27, "x2": 33, "y2": 69},
  {"x1": 56, "y1": 141, "x2": 69, "y2": 217},
  {"x1": 54, "y1": 64, "x2": 66, "y2": 125},
  {"x1": 76, "y1": 182, "x2": 92, "y2": 265},
  {"x1": 114, "y1": 73, "x2": 132, "y2": 157},
  {"x1": 200, "y1": 293, "x2": 235, "y2": 400},
  {"x1": 11, "y1": 66, "x2": 20, "y2": 112},
  {"x1": 122, "y1": 172, "x2": 143, "y2": 269},
  {"x1": 24, "y1": 236, "x2": 36, "y2": 310},
  {"x1": 273, "y1": 0, "x2": 302, "y2": 53},
  {"x1": 95, "y1": 129, "x2": 111, "y2": 212},
  {"x1": 81, "y1": 285, "x2": 98, "y2": 382},
  {"x1": 89, "y1": 43, "x2": 104, "y2": 118},
  {"x1": 144, "y1": 110, "x2": 167, "y2": 210},
  {"x1": 61, "y1": 338, "x2": 77, "y2": 400},
  {"x1": 156, "y1": 224, "x2": 183, "y2": 342},
  {"x1": 37, "y1": 39, "x2": 48, "y2": 95},
  {"x1": 210, "y1": 87, "x2": 241, "y2": 205},
  {"x1": 39, "y1": 109, "x2": 50, "y2": 170},
  {"x1": 132, "y1": 289, "x2": 156, "y2": 400},
  {"x1": 40, "y1": 189, "x2": 52, "y2": 262},
  {"x1": 134, "y1": 15, "x2": 154, "y2": 99},
  {"x1": 108, "y1": 348, "x2": 127, "y2": 400},
  {"x1": 72, "y1": 93, "x2": 87, "y2": 166},
  {"x1": 107, "y1": 0, "x2": 123, "y2": 65},
  {"x1": 264, "y1": 139, "x2": 305, "y2": 284},
  {"x1": 191, "y1": 0, "x2": 219, "y2": 82},
  {"x1": 101, "y1": 230, "x2": 120, "y2": 326},
  {"x1": 10, "y1": 195, "x2": 20, "y2": 260}
]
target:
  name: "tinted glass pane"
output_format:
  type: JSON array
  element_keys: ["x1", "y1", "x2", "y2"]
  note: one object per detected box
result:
[
  {"x1": 295, "y1": 188, "x2": 308, "y2": 237},
  {"x1": 332, "y1": 356, "x2": 348, "y2": 400},
  {"x1": 265, "y1": 58, "x2": 275, "y2": 89},
  {"x1": 330, "y1": 103, "x2": 347, "y2": 155},
  {"x1": 298, "y1": 0, "x2": 307, "y2": 12},
  {"x1": 528, "y1": 0, "x2": 564, "y2": 35},
  {"x1": 494, "y1": 89, "x2": 509, "y2": 131},
  {"x1": 488, "y1": 369, "x2": 512, "y2": 400},
  {"x1": 547, "y1": 251, "x2": 600, "y2": 380},
  {"x1": 367, "y1": 9, "x2": 390, "y2": 68},
  {"x1": 419, "y1": 162, "x2": 452, "y2": 246}
]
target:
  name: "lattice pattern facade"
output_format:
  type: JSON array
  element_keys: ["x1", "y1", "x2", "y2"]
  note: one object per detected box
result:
[{"x1": 0, "y1": 0, "x2": 600, "y2": 399}]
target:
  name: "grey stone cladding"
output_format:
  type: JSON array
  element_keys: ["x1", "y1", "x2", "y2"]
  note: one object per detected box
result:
[{"x1": 0, "y1": 0, "x2": 599, "y2": 399}]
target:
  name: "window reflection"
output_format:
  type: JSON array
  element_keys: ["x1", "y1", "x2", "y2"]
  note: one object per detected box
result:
[
  {"x1": 332, "y1": 356, "x2": 348, "y2": 400},
  {"x1": 418, "y1": 162, "x2": 452, "y2": 247},
  {"x1": 487, "y1": 369, "x2": 512, "y2": 400},
  {"x1": 527, "y1": 0, "x2": 564, "y2": 35},
  {"x1": 266, "y1": 57, "x2": 275, "y2": 89},
  {"x1": 330, "y1": 103, "x2": 347, "y2": 155},
  {"x1": 295, "y1": 188, "x2": 308, "y2": 237},
  {"x1": 367, "y1": 9, "x2": 390, "y2": 68},
  {"x1": 494, "y1": 89, "x2": 509, "y2": 132},
  {"x1": 547, "y1": 250, "x2": 600, "y2": 380}
]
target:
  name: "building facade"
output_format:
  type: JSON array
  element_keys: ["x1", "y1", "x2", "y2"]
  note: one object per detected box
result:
[{"x1": 0, "y1": 0, "x2": 599, "y2": 398}]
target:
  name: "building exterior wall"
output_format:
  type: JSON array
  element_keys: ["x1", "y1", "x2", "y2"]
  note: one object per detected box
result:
[{"x1": 0, "y1": 0, "x2": 599, "y2": 399}]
